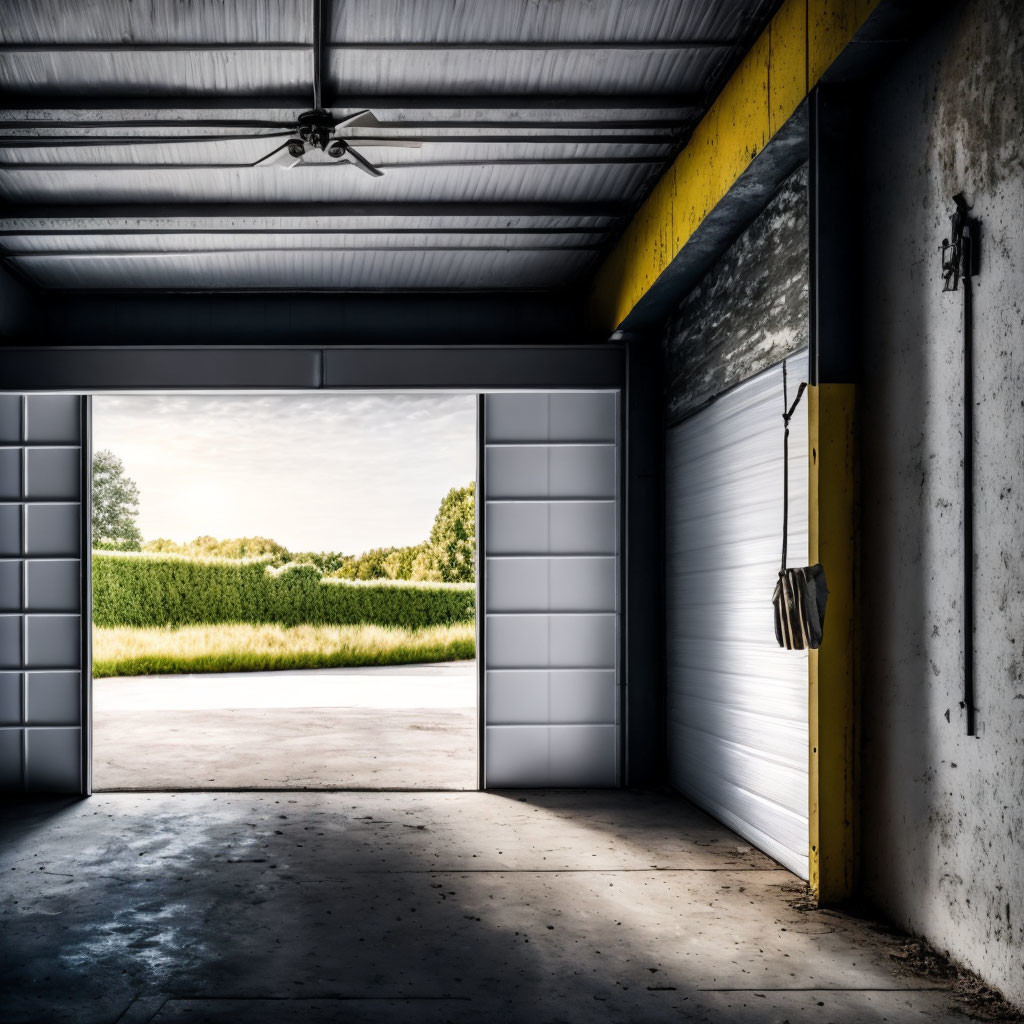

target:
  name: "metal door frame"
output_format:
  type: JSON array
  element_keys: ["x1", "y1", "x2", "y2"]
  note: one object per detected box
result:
[
  {"x1": 3, "y1": 344, "x2": 627, "y2": 796},
  {"x1": 80, "y1": 397, "x2": 93, "y2": 795}
]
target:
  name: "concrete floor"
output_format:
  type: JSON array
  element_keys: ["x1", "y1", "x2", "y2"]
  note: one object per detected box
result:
[
  {"x1": 93, "y1": 663, "x2": 477, "y2": 790},
  {"x1": 0, "y1": 790, "x2": 968, "y2": 1024}
]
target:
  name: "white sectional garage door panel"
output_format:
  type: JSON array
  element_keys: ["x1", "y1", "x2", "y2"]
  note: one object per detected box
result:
[
  {"x1": 0, "y1": 394, "x2": 89, "y2": 795},
  {"x1": 666, "y1": 354, "x2": 809, "y2": 878},
  {"x1": 482, "y1": 392, "x2": 620, "y2": 788}
]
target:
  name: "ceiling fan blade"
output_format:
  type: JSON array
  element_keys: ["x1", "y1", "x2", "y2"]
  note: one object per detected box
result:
[
  {"x1": 339, "y1": 144, "x2": 383, "y2": 177},
  {"x1": 0, "y1": 131, "x2": 295, "y2": 149},
  {"x1": 347, "y1": 138, "x2": 423, "y2": 149},
  {"x1": 253, "y1": 139, "x2": 308, "y2": 168},
  {"x1": 334, "y1": 110, "x2": 380, "y2": 130}
]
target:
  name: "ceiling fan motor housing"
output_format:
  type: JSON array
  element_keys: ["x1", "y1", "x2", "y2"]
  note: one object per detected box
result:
[{"x1": 296, "y1": 109, "x2": 338, "y2": 151}]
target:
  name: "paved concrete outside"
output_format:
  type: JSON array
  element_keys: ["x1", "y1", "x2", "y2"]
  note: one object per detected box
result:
[
  {"x1": 0, "y1": 789, "x2": 973, "y2": 1024},
  {"x1": 93, "y1": 662, "x2": 477, "y2": 791}
]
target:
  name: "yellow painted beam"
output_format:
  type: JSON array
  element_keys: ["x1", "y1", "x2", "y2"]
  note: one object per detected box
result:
[
  {"x1": 588, "y1": 0, "x2": 881, "y2": 331},
  {"x1": 807, "y1": 384, "x2": 858, "y2": 903},
  {"x1": 809, "y1": 0, "x2": 881, "y2": 84}
]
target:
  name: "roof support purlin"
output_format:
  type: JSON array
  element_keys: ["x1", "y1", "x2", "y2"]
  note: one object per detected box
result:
[
  {"x1": 5, "y1": 245, "x2": 603, "y2": 258},
  {"x1": 0, "y1": 226, "x2": 611, "y2": 237},
  {"x1": 0, "y1": 41, "x2": 736, "y2": 53},
  {"x1": 0, "y1": 93, "x2": 704, "y2": 113},
  {"x1": 587, "y1": 0, "x2": 884, "y2": 331},
  {"x1": 0, "y1": 158, "x2": 665, "y2": 171},
  {"x1": 0, "y1": 201, "x2": 624, "y2": 222},
  {"x1": 0, "y1": 119, "x2": 685, "y2": 132},
  {"x1": 0, "y1": 134, "x2": 678, "y2": 148}
]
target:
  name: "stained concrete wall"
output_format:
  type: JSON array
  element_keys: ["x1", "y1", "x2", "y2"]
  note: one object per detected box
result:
[
  {"x1": 860, "y1": 0, "x2": 1024, "y2": 1005},
  {"x1": 662, "y1": 164, "x2": 808, "y2": 425}
]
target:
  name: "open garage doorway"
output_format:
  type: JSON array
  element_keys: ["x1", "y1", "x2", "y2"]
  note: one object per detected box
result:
[{"x1": 89, "y1": 393, "x2": 478, "y2": 791}]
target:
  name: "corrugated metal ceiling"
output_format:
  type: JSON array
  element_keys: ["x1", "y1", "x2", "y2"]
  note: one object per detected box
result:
[
  {"x1": 0, "y1": 0, "x2": 778, "y2": 292},
  {"x1": 0, "y1": 163, "x2": 660, "y2": 204}
]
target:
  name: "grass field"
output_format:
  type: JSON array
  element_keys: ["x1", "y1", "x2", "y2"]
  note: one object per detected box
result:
[{"x1": 93, "y1": 622, "x2": 476, "y2": 677}]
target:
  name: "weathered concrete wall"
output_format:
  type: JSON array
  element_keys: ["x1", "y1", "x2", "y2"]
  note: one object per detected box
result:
[
  {"x1": 662, "y1": 164, "x2": 808, "y2": 424},
  {"x1": 860, "y1": 0, "x2": 1024, "y2": 1006}
]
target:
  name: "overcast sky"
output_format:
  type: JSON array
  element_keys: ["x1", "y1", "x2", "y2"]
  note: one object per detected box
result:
[{"x1": 93, "y1": 394, "x2": 476, "y2": 554}]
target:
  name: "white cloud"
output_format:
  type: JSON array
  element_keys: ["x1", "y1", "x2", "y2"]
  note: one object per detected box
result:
[{"x1": 93, "y1": 394, "x2": 476, "y2": 554}]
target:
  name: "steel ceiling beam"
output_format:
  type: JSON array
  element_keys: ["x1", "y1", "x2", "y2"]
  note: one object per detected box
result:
[
  {"x1": 0, "y1": 157, "x2": 665, "y2": 171},
  {"x1": 0, "y1": 201, "x2": 626, "y2": 220},
  {"x1": 38, "y1": 286, "x2": 581, "y2": 294},
  {"x1": 0, "y1": 226, "x2": 611, "y2": 237},
  {"x1": 312, "y1": 0, "x2": 327, "y2": 110},
  {"x1": 327, "y1": 39, "x2": 735, "y2": 51},
  {"x1": 0, "y1": 118, "x2": 686, "y2": 131},
  {"x1": 0, "y1": 133, "x2": 677, "y2": 148},
  {"x1": 0, "y1": 133, "x2": 292, "y2": 148},
  {"x1": 0, "y1": 39, "x2": 736, "y2": 53},
  {"x1": 0, "y1": 43, "x2": 312, "y2": 52},
  {"x1": 2, "y1": 244, "x2": 603, "y2": 258},
  {"x1": 0, "y1": 93, "x2": 705, "y2": 112}
]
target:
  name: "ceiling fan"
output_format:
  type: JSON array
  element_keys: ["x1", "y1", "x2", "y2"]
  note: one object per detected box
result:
[
  {"x1": 0, "y1": 0, "x2": 421, "y2": 176},
  {"x1": 0, "y1": 110, "x2": 421, "y2": 176},
  {"x1": 249, "y1": 108, "x2": 421, "y2": 176}
]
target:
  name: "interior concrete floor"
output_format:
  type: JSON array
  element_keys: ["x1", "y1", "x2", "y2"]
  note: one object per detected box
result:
[
  {"x1": 93, "y1": 663, "x2": 477, "y2": 790},
  {"x1": 0, "y1": 790, "x2": 970, "y2": 1024}
]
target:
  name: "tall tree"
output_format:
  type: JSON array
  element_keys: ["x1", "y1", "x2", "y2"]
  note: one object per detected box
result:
[
  {"x1": 92, "y1": 449, "x2": 142, "y2": 549},
  {"x1": 413, "y1": 483, "x2": 475, "y2": 583}
]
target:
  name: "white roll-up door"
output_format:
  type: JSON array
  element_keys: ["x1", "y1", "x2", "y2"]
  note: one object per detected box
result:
[
  {"x1": 481, "y1": 393, "x2": 620, "y2": 787},
  {"x1": 0, "y1": 394, "x2": 90, "y2": 795},
  {"x1": 666, "y1": 353, "x2": 809, "y2": 877}
]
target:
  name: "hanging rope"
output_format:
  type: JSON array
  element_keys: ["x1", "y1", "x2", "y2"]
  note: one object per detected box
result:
[
  {"x1": 781, "y1": 360, "x2": 807, "y2": 573},
  {"x1": 773, "y1": 360, "x2": 826, "y2": 651}
]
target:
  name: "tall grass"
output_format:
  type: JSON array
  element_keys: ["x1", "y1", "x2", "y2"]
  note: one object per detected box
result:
[{"x1": 93, "y1": 622, "x2": 475, "y2": 678}]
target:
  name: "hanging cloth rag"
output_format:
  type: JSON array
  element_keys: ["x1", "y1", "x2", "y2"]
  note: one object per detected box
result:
[{"x1": 772, "y1": 362, "x2": 829, "y2": 650}]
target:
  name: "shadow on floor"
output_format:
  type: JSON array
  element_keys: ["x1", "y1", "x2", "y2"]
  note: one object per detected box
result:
[{"x1": 0, "y1": 789, "x2": 965, "y2": 1024}]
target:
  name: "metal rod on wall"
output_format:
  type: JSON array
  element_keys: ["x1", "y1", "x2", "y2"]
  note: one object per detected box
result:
[
  {"x1": 963, "y1": 261, "x2": 975, "y2": 736},
  {"x1": 941, "y1": 192, "x2": 979, "y2": 736}
]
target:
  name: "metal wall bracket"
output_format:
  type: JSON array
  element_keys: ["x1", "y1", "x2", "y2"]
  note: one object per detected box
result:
[{"x1": 941, "y1": 192, "x2": 981, "y2": 292}]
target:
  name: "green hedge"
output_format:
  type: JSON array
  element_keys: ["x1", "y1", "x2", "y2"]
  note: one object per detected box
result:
[{"x1": 92, "y1": 552, "x2": 476, "y2": 629}]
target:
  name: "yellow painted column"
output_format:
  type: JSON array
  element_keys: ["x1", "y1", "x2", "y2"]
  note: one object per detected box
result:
[{"x1": 807, "y1": 384, "x2": 858, "y2": 903}]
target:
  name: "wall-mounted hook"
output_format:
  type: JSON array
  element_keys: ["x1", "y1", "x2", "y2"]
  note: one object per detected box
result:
[{"x1": 941, "y1": 192, "x2": 980, "y2": 292}]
